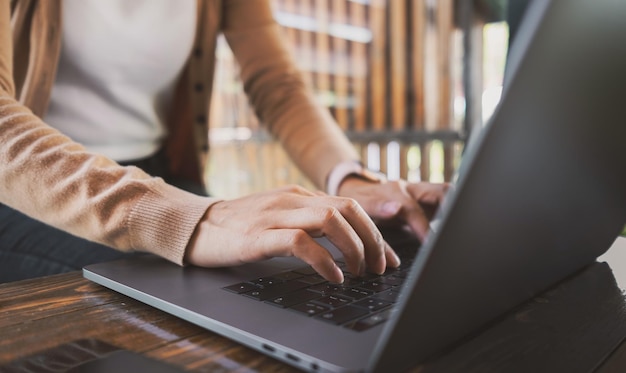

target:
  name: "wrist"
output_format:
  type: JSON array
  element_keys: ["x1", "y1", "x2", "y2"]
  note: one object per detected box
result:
[
  {"x1": 326, "y1": 160, "x2": 386, "y2": 196},
  {"x1": 336, "y1": 175, "x2": 378, "y2": 197}
]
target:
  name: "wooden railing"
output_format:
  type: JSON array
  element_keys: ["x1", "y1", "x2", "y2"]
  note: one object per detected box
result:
[{"x1": 207, "y1": 0, "x2": 496, "y2": 198}]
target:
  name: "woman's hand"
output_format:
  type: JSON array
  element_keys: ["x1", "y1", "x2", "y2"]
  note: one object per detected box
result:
[
  {"x1": 184, "y1": 185, "x2": 400, "y2": 283},
  {"x1": 337, "y1": 177, "x2": 450, "y2": 242}
]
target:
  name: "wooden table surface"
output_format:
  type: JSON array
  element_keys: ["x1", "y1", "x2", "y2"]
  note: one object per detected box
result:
[{"x1": 1, "y1": 237, "x2": 626, "y2": 372}]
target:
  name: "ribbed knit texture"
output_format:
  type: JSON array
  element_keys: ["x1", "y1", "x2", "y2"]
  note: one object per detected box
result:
[
  {"x1": 0, "y1": 93, "x2": 217, "y2": 264},
  {"x1": 127, "y1": 185, "x2": 221, "y2": 264}
]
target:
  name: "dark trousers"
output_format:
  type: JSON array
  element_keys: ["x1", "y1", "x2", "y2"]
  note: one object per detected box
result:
[{"x1": 0, "y1": 149, "x2": 206, "y2": 283}]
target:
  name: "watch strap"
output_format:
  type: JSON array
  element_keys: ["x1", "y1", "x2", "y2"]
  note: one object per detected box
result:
[{"x1": 326, "y1": 160, "x2": 386, "y2": 196}]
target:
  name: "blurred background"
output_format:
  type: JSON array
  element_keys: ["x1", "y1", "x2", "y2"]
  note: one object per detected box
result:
[{"x1": 206, "y1": 0, "x2": 508, "y2": 198}]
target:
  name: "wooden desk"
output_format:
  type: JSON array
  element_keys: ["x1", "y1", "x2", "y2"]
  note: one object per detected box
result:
[{"x1": 1, "y1": 238, "x2": 626, "y2": 372}]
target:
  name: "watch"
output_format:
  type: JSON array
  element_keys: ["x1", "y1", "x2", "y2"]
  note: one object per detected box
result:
[{"x1": 326, "y1": 160, "x2": 387, "y2": 196}]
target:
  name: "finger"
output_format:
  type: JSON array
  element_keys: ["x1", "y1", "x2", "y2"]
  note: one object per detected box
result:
[
  {"x1": 351, "y1": 181, "x2": 408, "y2": 221},
  {"x1": 266, "y1": 208, "x2": 366, "y2": 277},
  {"x1": 323, "y1": 197, "x2": 388, "y2": 275},
  {"x1": 259, "y1": 229, "x2": 344, "y2": 283},
  {"x1": 402, "y1": 183, "x2": 450, "y2": 241},
  {"x1": 401, "y1": 204, "x2": 431, "y2": 242},
  {"x1": 407, "y1": 182, "x2": 449, "y2": 205},
  {"x1": 385, "y1": 245, "x2": 401, "y2": 268}
]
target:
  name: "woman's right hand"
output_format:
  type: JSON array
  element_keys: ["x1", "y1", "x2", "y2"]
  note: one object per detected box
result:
[{"x1": 184, "y1": 185, "x2": 400, "y2": 283}]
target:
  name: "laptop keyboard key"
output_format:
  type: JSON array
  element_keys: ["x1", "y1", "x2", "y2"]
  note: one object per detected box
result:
[
  {"x1": 223, "y1": 282, "x2": 259, "y2": 294},
  {"x1": 313, "y1": 295, "x2": 351, "y2": 308},
  {"x1": 316, "y1": 305, "x2": 369, "y2": 325},
  {"x1": 293, "y1": 266, "x2": 318, "y2": 275},
  {"x1": 290, "y1": 302, "x2": 330, "y2": 316},
  {"x1": 342, "y1": 277, "x2": 367, "y2": 287},
  {"x1": 243, "y1": 280, "x2": 309, "y2": 301},
  {"x1": 298, "y1": 274, "x2": 327, "y2": 285},
  {"x1": 376, "y1": 275, "x2": 404, "y2": 286},
  {"x1": 346, "y1": 308, "x2": 394, "y2": 331},
  {"x1": 250, "y1": 277, "x2": 283, "y2": 287},
  {"x1": 266, "y1": 290, "x2": 320, "y2": 308},
  {"x1": 308, "y1": 283, "x2": 347, "y2": 295},
  {"x1": 373, "y1": 289, "x2": 402, "y2": 303},
  {"x1": 358, "y1": 281, "x2": 393, "y2": 293},
  {"x1": 336, "y1": 287, "x2": 372, "y2": 300},
  {"x1": 272, "y1": 271, "x2": 304, "y2": 281},
  {"x1": 353, "y1": 298, "x2": 392, "y2": 312}
]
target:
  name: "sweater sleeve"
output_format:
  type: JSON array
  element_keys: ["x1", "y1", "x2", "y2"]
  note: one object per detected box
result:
[
  {"x1": 0, "y1": 95, "x2": 221, "y2": 264},
  {"x1": 221, "y1": 0, "x2": 360, "y2": 190}
]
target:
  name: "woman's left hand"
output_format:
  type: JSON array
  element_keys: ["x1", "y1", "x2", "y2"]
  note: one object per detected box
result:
[{"x1": 337, "y1": 177, "x2": 450, "y2": 242}]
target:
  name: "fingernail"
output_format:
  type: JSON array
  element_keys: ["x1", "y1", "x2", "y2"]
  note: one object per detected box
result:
[
  {"x1": 334, "y1": 264, "x2": 344, "y2": 284},
  {"x1": 381, "y1": 201, "x2": 402, "y2": 216},
  {"x1": 377, "y1": 251, "x2": 387, "y2": 275},
  {"x1": 392, "y1": 251, "x2": 401, "y2": 267}
]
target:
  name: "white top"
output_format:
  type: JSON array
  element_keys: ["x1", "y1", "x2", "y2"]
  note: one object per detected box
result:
[{"x1": 45, "y1": 0, "x2": 197, "y2": 162}]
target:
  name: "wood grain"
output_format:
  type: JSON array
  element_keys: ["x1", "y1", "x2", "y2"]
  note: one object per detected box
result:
[{"x1": 0, "y1": 272, "x2": 293, "y2": 371}]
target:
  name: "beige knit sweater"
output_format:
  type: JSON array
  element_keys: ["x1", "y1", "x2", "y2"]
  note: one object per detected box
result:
[{"x1": 0, "y1": 0, "x2": 359, "y2": 264}]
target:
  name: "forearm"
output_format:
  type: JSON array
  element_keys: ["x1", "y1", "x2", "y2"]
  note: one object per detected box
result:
[
  {"x1": 223, "y1": 1, "x2": 359, "y2": 190},
  {"x1": 0, "y1": 93, "x2": 219, "y2": 264}
]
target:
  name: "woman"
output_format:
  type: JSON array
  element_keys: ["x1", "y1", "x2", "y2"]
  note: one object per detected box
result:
[{"x1": 0, "y1": 0, "x2": 447, "y2": 283}]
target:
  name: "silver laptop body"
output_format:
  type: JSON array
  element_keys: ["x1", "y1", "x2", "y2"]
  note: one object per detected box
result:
[{"x1": 84, "y1": 1, "x2": 626, "y2": 372}]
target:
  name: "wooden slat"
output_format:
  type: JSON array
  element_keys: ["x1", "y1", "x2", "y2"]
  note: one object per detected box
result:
[
  {"x1": 378, "y1": 142, "x2": 388, "y2": 175},
  {"x1": 411, "y1": 0, "x2": 426, "y2": 130},
  {"x1": 368, "y1": 0, "x2": 387, "y2": 132},
  {"x1": 444, "y1": 144, "x2": 456, "y2": 181},
  {"x1": 436, "y1": 0, "x2": 454, "y2": 133},
  {"x1": 314, "y1": 0, "x2": 331, "y2": 111},
  {"x1": 420, "y1": 142, "x2": 431, "y2": 182},
  {"x1": 435, "y1": 0, "x2": 456, "y2": 182},
  {"x1": 389, "y1": 0, "x2": 407, "y2": 132},
  {"x1": 299, "y1": 0, "x2": 315, "y2": 88},
  {"x1": 400, "y1": 144, "x2": 410, "y2": 181},
  {"x1": 460, "y1": 1, "x2": 485, "y2": 134},
  {"x1": 350, "y1": 1, "x2": 368, "y2": 133},
  {"x1": 331, "y1": 0, "x2": 349, "y2": 129}
]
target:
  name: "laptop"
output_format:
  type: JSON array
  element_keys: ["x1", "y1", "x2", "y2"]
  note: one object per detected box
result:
[{"x1": 84, "y1": 0, "x2": 626, "y2": 372}]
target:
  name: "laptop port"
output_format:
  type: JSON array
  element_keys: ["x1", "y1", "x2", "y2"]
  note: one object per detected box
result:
[{"x1": 261, "y1": 344, "x2": 275, "y2": 353}]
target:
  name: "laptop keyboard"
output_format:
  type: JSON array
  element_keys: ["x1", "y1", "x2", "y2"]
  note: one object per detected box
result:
[{"x1": 223, "y1": 253, "x2": 414, "y2": 332}]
